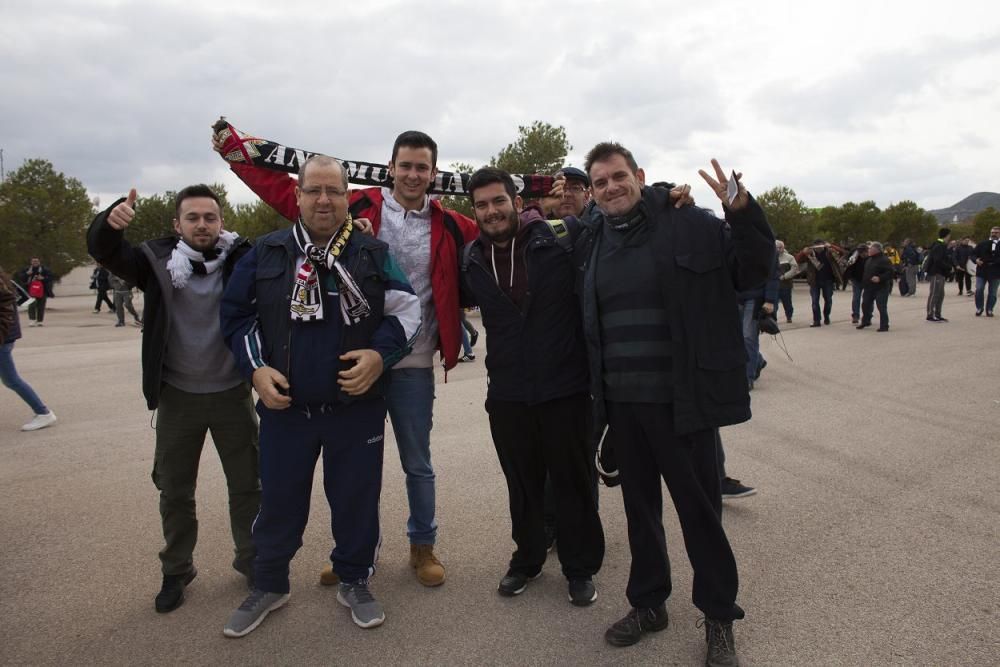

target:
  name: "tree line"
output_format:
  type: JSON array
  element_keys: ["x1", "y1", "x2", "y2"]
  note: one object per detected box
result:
[{"x1": 2, "y1": 129, "x2": 998, "y2": 279}]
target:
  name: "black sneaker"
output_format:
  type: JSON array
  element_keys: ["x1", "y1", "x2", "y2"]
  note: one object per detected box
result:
[
  {"x1": 497, "y1": 570, "x2": 541, "y2": 597},
  {"x1": 823, "y1": 316, "x2": 830, "y2": 325},
  {"x1": 721, "y1": 477, "x2": 757, "y2": 499},
  {"x1": 568, "y1": 578, "x2": 597, "y2": 606},
  {"x1": 469, "y1": 329, "x2": 479, "y2": 347},
  {"x1": 701, "y1": 618, "x2": 739, "y2": 667},
  {"x1": 155, "y1": 567, "x2": 198, "y2": 613},
  {"x1": 604, "y1": 604, "x2": 669, "y2": 647},
  {"x1": 809, "y1": 322, "x2": 821, "y2": 328}
]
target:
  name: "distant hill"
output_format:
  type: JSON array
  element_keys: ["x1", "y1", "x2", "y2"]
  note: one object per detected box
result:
[{"x1": 929, "y1": 192, "x2": 1000, "y2": 224}]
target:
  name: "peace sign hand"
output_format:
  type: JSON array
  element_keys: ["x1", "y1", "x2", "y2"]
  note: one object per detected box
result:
[{"x1": 698, "y1": 158, "x2": 749, "y2": 211}]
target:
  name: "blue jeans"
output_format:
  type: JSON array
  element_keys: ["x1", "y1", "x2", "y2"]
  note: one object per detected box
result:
[
  {"x1": 738, "y1": 299, "x2": 760, "y2": 383},
  {"x1": 778, "y1": 285, "x2": 793, "y2": 321},
  {"x1": 850, "y1": 280, "x2": 864, "y2": 319},
  {"x1": 384, "y1": 367, "x2": 437, "y2": 544},
  {"x1": 461, "y1": 325, "x2": 472, "y2": 356},
  {"x1": 810, "y1": 281, "x2": 834, "y2": 323},
  {"x1": 975, "y1": 276, "x2": 999, "y2": 313},
  {"x1": 0, "y1": 342, "x2": 48, "y2": 414}
]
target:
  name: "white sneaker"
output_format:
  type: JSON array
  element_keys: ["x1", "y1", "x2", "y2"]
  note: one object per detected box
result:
[
  {"x1": 22, "y1": 412, "x2": 57, "y2": 431},
  {"x1": 28, "y1": 321, "x2": 37, "y2": 327}
]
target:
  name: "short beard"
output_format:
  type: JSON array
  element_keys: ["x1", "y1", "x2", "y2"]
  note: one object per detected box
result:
[{"x1": 478, "y1": 210, "x2": 519, "y2": 246}]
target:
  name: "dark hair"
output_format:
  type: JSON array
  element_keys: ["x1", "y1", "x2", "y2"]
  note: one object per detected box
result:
[
  {"x1": 584, "y1": 142, "x2": 638, "y2": 175},
  {"x1": 175, "y1": 184, "x2": 222, "y2": 218},
  {"x1": 938, "y1": 227, "x2": 951, "y2": 239},
  {"x1": 391, "y1": 131, "x2": 438, "y2": 168},
  {"x1": 467, "y1": 167, "x2": 517, "y2": 203}
]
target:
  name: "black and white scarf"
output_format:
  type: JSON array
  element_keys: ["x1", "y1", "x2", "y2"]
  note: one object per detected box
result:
[
  {"x1": 166, "y1": 231, "x2": 240, "y2": 289},
  {"x1": 291, "y1": 217, "x2": 371, "y2": 324}
]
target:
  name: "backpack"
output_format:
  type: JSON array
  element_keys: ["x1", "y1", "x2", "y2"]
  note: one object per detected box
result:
[{"x1": 28, "y1": 280, "x2": 45, "y2": 299}]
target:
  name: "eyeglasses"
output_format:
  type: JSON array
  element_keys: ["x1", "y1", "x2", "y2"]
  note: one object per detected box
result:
[
  {"x1": 300, "y1": 186, "x2": 347, "y2": 198},
  {"x1": 562, "y1": 184, "x2": 587, "y2": 195}
]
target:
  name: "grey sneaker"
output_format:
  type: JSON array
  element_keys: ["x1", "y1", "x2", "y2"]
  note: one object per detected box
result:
[
  {"x1": 223, "y1": 589, "x2": 290, "y2": 638},
  {"x1": 337, "y1": 581, "x2": 385, "y2": 628}
]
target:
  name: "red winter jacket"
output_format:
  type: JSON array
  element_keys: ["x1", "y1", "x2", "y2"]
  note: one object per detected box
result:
[{"x1": 228, "y1": 162, "x2": 477, "y2": 370}]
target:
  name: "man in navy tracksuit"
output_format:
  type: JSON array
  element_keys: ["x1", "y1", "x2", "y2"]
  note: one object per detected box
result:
[{"x1": 219, "y1": 156, "x2": 421, "y2": 637}]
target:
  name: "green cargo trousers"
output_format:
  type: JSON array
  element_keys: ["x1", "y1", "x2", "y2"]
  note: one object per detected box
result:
[{"x1": 152, "y1": 382, "x2": 260, "y2": 576}]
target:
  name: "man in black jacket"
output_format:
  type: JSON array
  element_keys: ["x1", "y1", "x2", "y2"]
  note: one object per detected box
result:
[
  {"x1": 972, "y1": 226, "x2": 1000, "y2": 316},
  {"x1": 88, "y1": 185, "x2": 261, "y2": 614},
  {"x1": 925, "y1": 227, "x2": 952, "y2": 322},
  {"x1": 460, "y1": 167, "x2": 604, "y2": 607},
  {"x1": 856, "y1": 242, "x2": 894, "y2": 332},
  {"x1": 575, "y1": 143, "x2": 773, "y2": 667}
]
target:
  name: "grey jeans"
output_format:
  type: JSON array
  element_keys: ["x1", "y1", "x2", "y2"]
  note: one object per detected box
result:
[{"x1": 926, "y1": 274, "x2": 946, "y2": 319}]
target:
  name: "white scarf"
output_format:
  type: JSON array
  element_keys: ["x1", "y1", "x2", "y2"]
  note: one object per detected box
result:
[{"x1": 166, "y1": 230, "x2": 240, "y2": 289}]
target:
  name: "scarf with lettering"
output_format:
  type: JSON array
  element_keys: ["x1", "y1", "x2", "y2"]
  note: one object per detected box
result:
[
  {"x1": 291, "y1": 217, "x2": 370, "y2": 324},
  {"x1": 212, "y1": 118, "x2": 556, "y2": 198}
]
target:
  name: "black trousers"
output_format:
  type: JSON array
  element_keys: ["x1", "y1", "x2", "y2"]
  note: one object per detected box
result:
[
  {"x1": 486, "y1": 393, "x2": 605, "y2": 580},
  {"x1": 955, "y1": 271, "x2": 972, "y2": 293},
  {"x1": 607, "y1": 401, "x2": 742, "y2": 621},
  {"x1": 861, "y1": 284, "x2": 890, "y2": 329}
]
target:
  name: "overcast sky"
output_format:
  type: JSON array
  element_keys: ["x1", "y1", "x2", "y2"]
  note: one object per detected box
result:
[{"x1": 2, "y1": 0, "x2": 997, "y2": 214}]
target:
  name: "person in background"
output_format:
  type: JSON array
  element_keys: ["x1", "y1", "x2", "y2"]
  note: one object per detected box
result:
[
  {"x1": 17, "y1": 257, "x2": 54, "y2": 327},
  {"x1": 0, "y1": 266, "x2": 57, "y2": 431}
]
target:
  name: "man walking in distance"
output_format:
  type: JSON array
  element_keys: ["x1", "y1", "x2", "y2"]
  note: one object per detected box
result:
[
  {"x1": 87, "y1": 185, "x2": 261, "y2": 613},
  {"x1": 973, "y1": 226, "x2": 1000, "y2": 317},
  {"x1": 856, "y1": 242, "x2": 894, "y2": 332},
  {"x1": 925, "y1": 227, "x2": 952, "y2": 322},
  {"x1": 17, "y1": 257, "x2": 54, "y2": 327},
  {"x1": 900, "y1": 238, "x2": 920, "y2": 296},
  {"x1": 574, "y1": 143, "x2": 773, "y2": 666},
  {"x1": 460, "y1": 167, "x2": 605, "y2": 606},
  {"x1": 219, "y1": 156, "x2": 421, "y2": 635},
  {"x1": 215, "y1": 130, "x2": 476, "y2": 586}
]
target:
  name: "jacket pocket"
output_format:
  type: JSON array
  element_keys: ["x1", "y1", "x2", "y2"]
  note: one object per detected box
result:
[{"x1": 676, "y1": 252, "x2": 722, "y2": 274}]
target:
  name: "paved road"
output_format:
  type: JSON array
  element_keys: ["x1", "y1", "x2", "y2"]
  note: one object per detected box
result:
[{"x1": 1, "y1": 270, "x2": 997, "y2": 666}]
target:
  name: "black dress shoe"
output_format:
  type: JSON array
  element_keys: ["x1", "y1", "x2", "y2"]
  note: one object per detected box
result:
[
  {"x1": 877, "y1": 327, "x2": 889, "y2": 332},
  {"x1": 605, "y1": 604, "x2": 669, "y2": 647},
  {"x1": 856, "y1": 323, "x2": 870, "y2": 329},
  {"x1": 155, "y1": 567, "x2": 198, "y2": 613},
  {"x1": 809, "y1": 322, "x2": 821, "y2": 328}
]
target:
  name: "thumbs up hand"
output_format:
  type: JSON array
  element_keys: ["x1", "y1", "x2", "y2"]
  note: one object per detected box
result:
[{"x1": 108, "y1": 188, "x2": 137, "y2": 230}]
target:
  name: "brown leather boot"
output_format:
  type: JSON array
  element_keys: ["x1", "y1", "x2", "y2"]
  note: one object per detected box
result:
[
  {"x1": 410, "y1": 544, "x2": 445, "y2": 586},
  {"x1": 319, "y1": 563, "x2": 340, "y2": 586}
]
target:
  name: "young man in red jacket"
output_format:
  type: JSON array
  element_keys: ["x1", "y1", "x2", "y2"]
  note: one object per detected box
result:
[{"x1": 215, "y1": 131, "x2": 476, "y2": 587}]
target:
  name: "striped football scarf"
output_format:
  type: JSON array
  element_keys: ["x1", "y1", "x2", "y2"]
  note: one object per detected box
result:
[{"x1": 290, "y1": 216, "x2": 371, "y2": 324}]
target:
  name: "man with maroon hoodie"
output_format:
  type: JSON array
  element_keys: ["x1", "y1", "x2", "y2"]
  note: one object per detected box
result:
[
  {"x1": 214, "y1": 130, "x2": 477, "y2": 587},
  {"x1": 459, "y1": 167, "x2": 604, "y2": 606}
]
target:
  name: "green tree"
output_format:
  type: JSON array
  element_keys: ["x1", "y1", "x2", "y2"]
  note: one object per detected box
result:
[
  {"x1": 755, "y1": 186, "x2": 816, "y2": 251},
  {"x1": 227, "y1": 199, "x2": 289, "y2": 241},
  {"x1": 0, "y1": 158, "x2": 94, "y2": 278},
  {"x1": 881, "y1": 200, "x2": 938, "y2": 246},
  {"x1": 817, "y1": 201, "x2": 882, "y2": 247},
  {"x1": 972, "y1": 206, "x2": 1000, "y2": 239},
  {"x1": 491, "y1": 121, "x2": 572, "y2": 175},
  {"x1": 438, "y1": 122, "x2": 573, "y2": 218}
]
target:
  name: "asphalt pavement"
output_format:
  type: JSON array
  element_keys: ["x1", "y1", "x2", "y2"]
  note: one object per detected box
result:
[{"x1": 1, "y1": 268, "x2": 997, "y2": 666}]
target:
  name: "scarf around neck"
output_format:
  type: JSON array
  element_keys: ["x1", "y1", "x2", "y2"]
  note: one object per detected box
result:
[
  {"x1": 290, "y1": 217, "x2": 371, "y2": 324},
  {"x1": 166, "y1": 230, "x2": 239, "y2": 289}
]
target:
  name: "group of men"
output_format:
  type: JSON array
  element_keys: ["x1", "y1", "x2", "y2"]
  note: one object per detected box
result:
[{"x1": 87, "y1": 127, "x2": 775, "y2": 667}]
